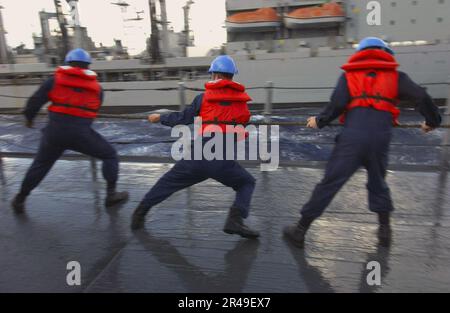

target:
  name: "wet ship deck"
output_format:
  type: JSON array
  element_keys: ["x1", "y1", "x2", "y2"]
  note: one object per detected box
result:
[{"x1": 1, "y1": 157, "x2": 449, "y2": 292}]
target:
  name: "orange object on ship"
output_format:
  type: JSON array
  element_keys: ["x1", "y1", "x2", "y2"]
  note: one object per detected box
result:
[
  {"x1": 227, "y1": 7, "x2": 280, "y2": 23},
  {"x1": 286, "y1": 2, "x2": 345, "y2": 19}
]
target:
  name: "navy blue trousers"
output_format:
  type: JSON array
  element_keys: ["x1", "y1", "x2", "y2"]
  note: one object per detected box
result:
[
  {"x1": 19, "y1": 121, "x2": 119, "y2": 196},
  {"x1": 301, "y1": 128, "x2": 394, "y2": 219},
  {"x1": 140, "y1": 159, "x2": 256, "y2": 218}
]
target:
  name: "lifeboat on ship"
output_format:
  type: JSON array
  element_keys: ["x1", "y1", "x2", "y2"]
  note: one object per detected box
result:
[
  {"x1": 226, "y1": 7, "x2": 281, "y2": 32},
  {"x1": 284, "y1": 2, "x2": 346, "y2": 29}
]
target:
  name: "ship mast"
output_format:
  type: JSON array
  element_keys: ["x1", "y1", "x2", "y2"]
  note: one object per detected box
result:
[
  {"x1": 54, "y1": 0, "x2": 70, "y2": 62},
  {"x1": 159, "y1": 0, "x2": 169, "y2": 59},
  {"x1": 66, "y1": 0, "x2": 83, "y2": 49},
  {"x1": 148, "y1": 0, "x2": 162, "y2": 64},
  {"x1": 182, "y1": 0, "x2": 194, "y2": 57},
  {"x1": 0, "y1": 6, "x2": 9, "y2": 64}
]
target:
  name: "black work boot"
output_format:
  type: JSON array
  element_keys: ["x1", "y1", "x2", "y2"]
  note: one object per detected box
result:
[
  {"x1": 11, "y1": 194, "x2": 27, "y2": 214},
  {"x1": 131, "y1": 203, "x2": 150, "y2": 231},
  {"x1": 223, "y1": 207, "x2": 260, "y2": 239},
  {"x1": 377, "y1": 212, "x2": 392, "y2": 247},
  {"x1": 283, "y1": 217, "x2": 314, "y2": 249},
  {"x1": 105, "y1": 185, "x2": 129, "y2": 207}
]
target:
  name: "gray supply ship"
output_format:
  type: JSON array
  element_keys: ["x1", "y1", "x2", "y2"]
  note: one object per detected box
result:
[
  {"x1": 1, "y1": 2, "x2": 450, "y2": 293},
  {"x1": 0, "y1": 0, "x2": 449, "y2": 111}
]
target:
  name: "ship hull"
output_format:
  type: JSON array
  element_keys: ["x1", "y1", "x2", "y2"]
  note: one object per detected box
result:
[{"x1": 1, "y1": 44, "x2": 449, "y2": 110}]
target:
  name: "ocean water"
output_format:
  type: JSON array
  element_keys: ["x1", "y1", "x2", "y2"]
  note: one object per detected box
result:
[{"x1": 0, "y1": 108, "x2": 445, "y2": 166}]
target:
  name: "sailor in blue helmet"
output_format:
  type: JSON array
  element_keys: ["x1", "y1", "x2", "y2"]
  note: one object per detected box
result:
[
  {"x1": 11, "y1": 48, "x2": 129, "y2": 213},
  {"x1": 284, "y1": 37, "x2": 442, "y2": 247},
  {"x1": 131, "y1": 55, "x2": 259, "y2": 238}
]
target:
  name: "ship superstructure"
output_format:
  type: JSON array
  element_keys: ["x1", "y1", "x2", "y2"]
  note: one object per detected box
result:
[
  {"x1": 225, "y1": 0, "x2": 450, "y2": 53},
  {"x1": 0, "y1": 0, "x2": 449, "y2": 110}
]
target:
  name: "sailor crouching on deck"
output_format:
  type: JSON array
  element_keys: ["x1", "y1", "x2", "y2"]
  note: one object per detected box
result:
[
  {"x1": 131, "y1": 55, "x2": 259, "y2": 238},
  {"x1": 11, "y1": 48, "x2": 129, "y2": 213},
  {"x1": 283, "y1": 37, "x2": 442, "y2": 247}
]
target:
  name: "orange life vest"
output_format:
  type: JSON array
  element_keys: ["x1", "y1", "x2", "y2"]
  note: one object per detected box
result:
[
  {"x1": 199, "y1": 79, "x2": 252, "y2": 138},
  {"x1": 48, "y1": 66, "x2": 102, "y2": 119},
  {"x1": 340, "y1": 49, "x2": 400, "y2": 126}
]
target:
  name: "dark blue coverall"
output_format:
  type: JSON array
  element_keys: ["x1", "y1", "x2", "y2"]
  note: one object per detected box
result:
[
  {"x1": 140, "y1": 94, "x2": 256, "y2": 218},
  {"x1": 18, "y1": 77, "x2": 119, "y2": 197},
  {"x1": 301, "y1": 72, "x2": 442, "y2": 219}
]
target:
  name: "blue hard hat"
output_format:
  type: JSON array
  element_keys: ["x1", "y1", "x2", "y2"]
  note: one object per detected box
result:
[
  {"x1": 65, "y1": 48, "x2": 92, "y2": 64},
  {"x1": 208, "y1": 55, "x2": 238, "y2": 75},
  {"x1": 357, "y1": 37, "x2": 394, "y2": 55}
]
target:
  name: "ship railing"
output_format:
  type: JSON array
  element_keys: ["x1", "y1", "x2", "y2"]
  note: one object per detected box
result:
[
  {"x1": 0, "y1": 80, "x2": 448, "y2": 111},
  {"x1": 1, "y1": 79, "x2": 450, "y2": 175},
  {"x1": 440, "y1": 78, "x2": 450, "y2": 172},
  {"x1": 0, "y1": 79, "x2": 449, "y2": 114}
]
